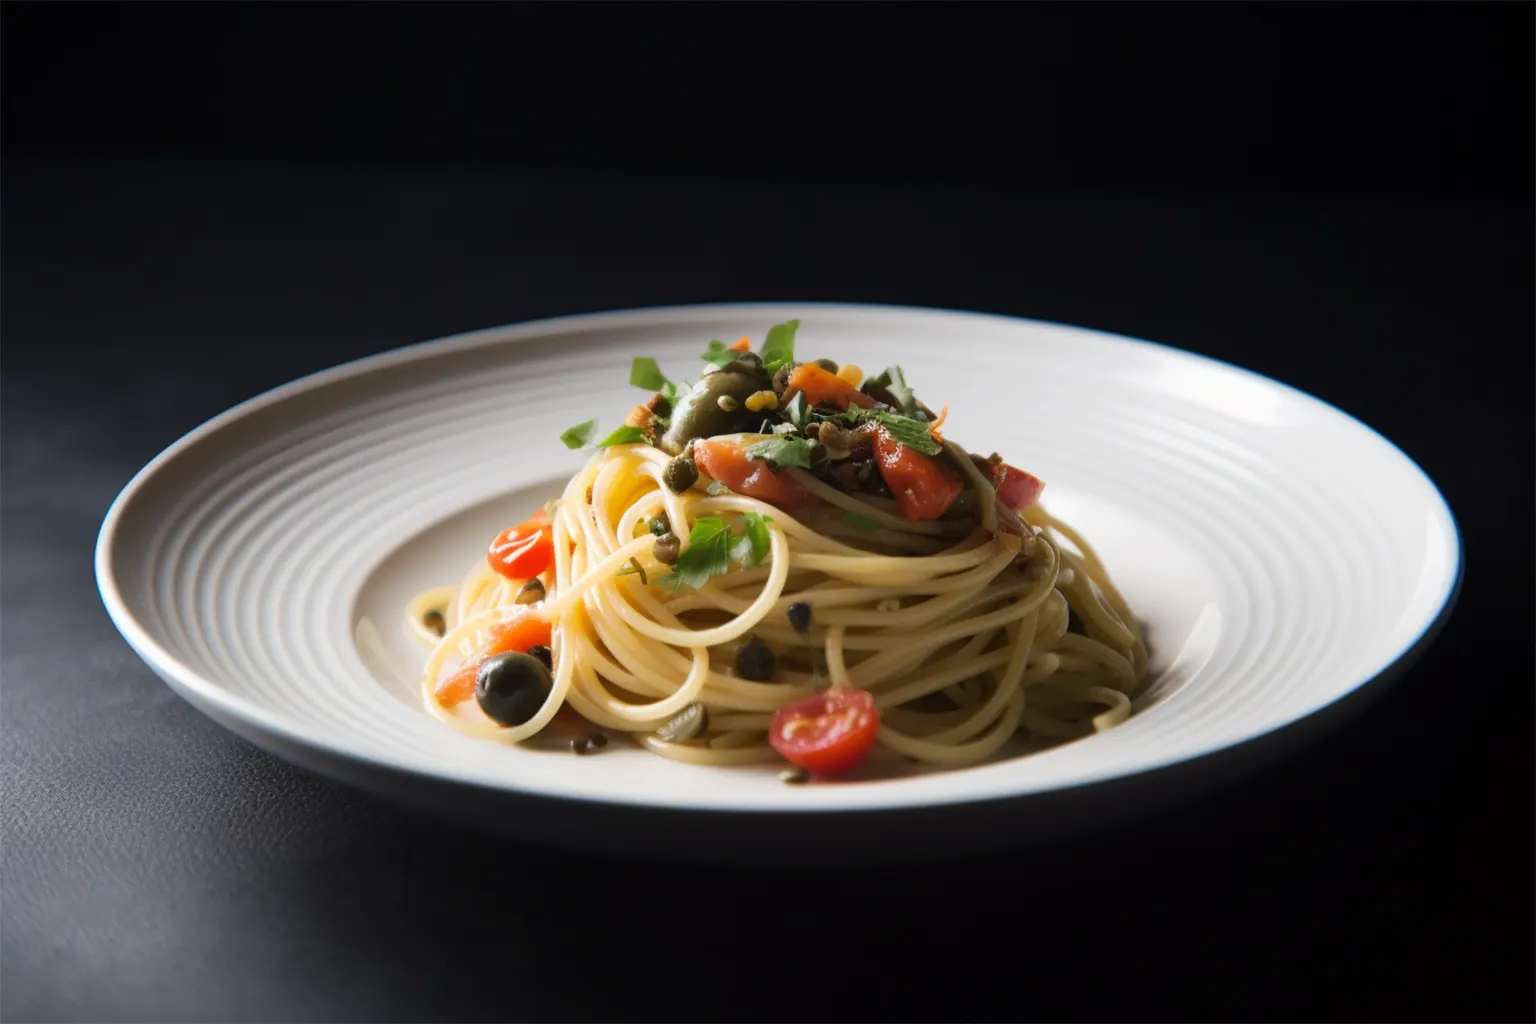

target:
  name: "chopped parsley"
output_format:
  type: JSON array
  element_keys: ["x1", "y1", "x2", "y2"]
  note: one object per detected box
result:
[
  {"x1": 596, "y1": 425, "x2": 651, "y2": 448},
  {"x1": 660, "y1": 513, "x2": 773, "y2": 592},
  {"x1": 743, "y1": 435, "x2": 814, "y2": 470},
  {"x1": 629, "y1": 357, "x2": 677, "y2": 400},
  {"x1": 842, "y1": 513, "x2": 881, "y2": 533},
  {"x1": 834, "y1": 408, "x2": 943, "y2": 455},
  {"x1": 560, "y1": 419, "x2": 598, "y2": 449},
  {"x1": 759, "y1": 320, "x2": 799, "y2": 373}
]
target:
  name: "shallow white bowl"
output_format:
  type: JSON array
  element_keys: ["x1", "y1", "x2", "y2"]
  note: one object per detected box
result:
[{"x1": 95, "y1": 304, "x2": 1460, "y2": 863}]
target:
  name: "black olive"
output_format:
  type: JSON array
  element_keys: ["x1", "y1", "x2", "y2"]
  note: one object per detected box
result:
[
  {"x1": 663, "y1": 456, "x2": 698, "y2": 494},
  {"x1": 660, "y1": 371, "x2": 767, "y2": 453},
  {"x1": 734, "y1": 636, "x2": 777, "y2": 681},
  {"x1": 474, "y1": 651, "x2": 552, "y2": 727},
  {"x1": 648, "y1": 513, "x2": 671, "y2": 537},
  {"x1": 813, "y1": 357, "x2": 839, "y2": 373},
  {"x1": 526, "y1": 645, "x2": 553, "y2": 670},
  {"x1": 653, "y1": 533, "x2": 681, "y2": 564},
  {"x1": 787, "y1": 602, "x2": 813, "y2": 635}
]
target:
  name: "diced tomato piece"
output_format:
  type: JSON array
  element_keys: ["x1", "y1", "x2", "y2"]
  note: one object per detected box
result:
[
  {"x1": 729, "y1": 336, "x2": 751, "y2": 352},
  {"x1": 870, "y1": 428, "x2": 964, "y2": 521},
  {"x1": 693, "y1": 437, "x2": 821, "y2": 507},
  {"x1": 769, "y1": 688, "x2": 881, "y2": 776},
  {"x1": 434, "y1": 612, "x2": 554, "y2": 706},
  {"x1": 487, "y1": 512, "x2": 554, "y2": 581},
  {"x1": 786, "y1": 363, "x2": 876, "y2": 412},
  {"x1": 983, "y1": 462, "x2": 1046, "y2": 510}
]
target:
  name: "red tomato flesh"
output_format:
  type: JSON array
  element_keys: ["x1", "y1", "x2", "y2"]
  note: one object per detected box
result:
[
  {"x1": 983, "y1": 462, "x2": 1046, "y2": 510},
  {"x1": 693, "y1": 437, "x2": 821, "y2": 507},
  {"x1": 770, "y1": 688, "x2": 881, "y2": 776},
  {"x1": 870, "y1": 428, "x2": 964, "y2": 521},
  {"x1": 487, "y1": 512, "x2": 555, "y2": 581},
  {"x1": 434, "y1": 612, "x2": 554, "y2": 706}
]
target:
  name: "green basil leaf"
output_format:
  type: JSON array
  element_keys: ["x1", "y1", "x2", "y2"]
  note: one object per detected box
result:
[
  {"x1": 596, "y1": 425, "x2": 651, "y2": 448},
  {"x1": 700, "y1": 340, "x2": 738, "y2": 368},
  {"x1": 560, "y1": 419, "x2": 598, "y2": 449},
  {"x1": 759, "y1": 320, "x2": 799, "y2": 373},
  {"x1": 630, "y1": 357, "x2": 673, "y2": 396},
  {"x1": 743, "y1": 435, "x2": 814, "y2": 470}
]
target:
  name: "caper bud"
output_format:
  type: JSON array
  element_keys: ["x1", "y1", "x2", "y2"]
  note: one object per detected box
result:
[
  {"x1": 663, "y1": 455, "x2": 699, "y2": 493},
  {"x1": 734, "y1": 635, "x2": 776, "y2": 681},
  {"x1": 813, "y1": 357, "x2": 839, "y2": 373},
  {"x1": 648, "y1": 513, "x2": 671, "y2": 537},
  {"x1": 779, "y1": 765, "x2": 810, "y2": 785},
  {"x1": 515, "y1": 578, "x2": 545, "y2": 604},
  {"x1": 653, "y1": 533, "x2": 681, "y2": 564},
  {"x1": 787, "y1": 602, "x2": 813, "y2": 635},
  {"x1": 421, "y1": 609, "x2": 446, "y2": 637}
]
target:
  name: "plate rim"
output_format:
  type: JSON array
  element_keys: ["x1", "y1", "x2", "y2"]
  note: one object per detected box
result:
[{"x1": 94, "y1": 301, "x2": 1465, "y2": 815}]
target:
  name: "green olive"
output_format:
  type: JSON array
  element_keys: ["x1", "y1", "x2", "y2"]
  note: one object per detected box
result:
[{"x1": 660, "y1": 371, "x2": 768, "y2": 453}]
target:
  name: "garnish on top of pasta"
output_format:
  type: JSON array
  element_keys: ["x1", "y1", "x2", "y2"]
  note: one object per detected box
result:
[{"x1": 407, "y1": 321, "x2": 1146, "y2": 782}]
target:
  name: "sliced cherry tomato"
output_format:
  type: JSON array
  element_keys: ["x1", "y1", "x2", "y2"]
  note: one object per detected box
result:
[
  {"x1": 786, "y1": 363, "x2": 876, "y2": 412},
  {"x1": 693, "y1": 436, "x2": 821, "y2": 507},
  {"x1": 434, "y1": 611, "x2": 554, "y2": 706},
  {"x1": 870, "y1": 428, "x2": 964, "y2": 521},
  {"x1": 487, "y1": 512, "x2": 554, "y2": 581},
  {"x1": 769, "y1": 688, "x2": 881, "y2": 776},
  {"x1": 983, "y1": 462, "x2": 1046, "y2": 510},
  {"x1": 728, "y1": 336, "x2": 752, "y2": 352}
]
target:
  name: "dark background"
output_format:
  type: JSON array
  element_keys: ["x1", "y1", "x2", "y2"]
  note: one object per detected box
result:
[{"x1": 3, "y1": 3, "x2": 1532, "y2": 1022}]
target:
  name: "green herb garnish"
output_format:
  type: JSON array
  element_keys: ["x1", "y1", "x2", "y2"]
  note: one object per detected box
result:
[
  {"x1": 834, "y1": 408, "x2": 943, "y2": 456},
  {"x1": 743, "y1": 435, "x2": 814, "y2": 470},
  {"x1": 841, "y1": 513, "x2": 881, "y2": 533},
  {"x1": 781, "y1": 390, "x2": 810, "y2": 431},
  {"x1": 630, "y1": 357, "x2": 677, "y2": 400},
  {"x1": 760, "y1": 320, "x2": 799, "y2": 373},
  {"x1": 705, "y1": 480, "x2": 733, "y2": 496},
  {"x1": 596, "y1": 425, "x2": 651, "y2": 448},
  {"x1": 701, "y1": 340, "x2": 739, "y2": 368},
  {"x1": 660, "y1": 513, "x2": 774, "y2": 591},
  {"x1": 560, "y1": 419, "x2": 598, "y2": 449},
  {"x1": 869, "y1": 365, "x2": 917, "y2": 418}
]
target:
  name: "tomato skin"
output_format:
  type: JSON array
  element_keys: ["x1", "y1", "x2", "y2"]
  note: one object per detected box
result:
[
  {"x1": 434, "y1": 612, "x2": 554, "y2": 706},
  {"x1": 693, "y1": 437, "x2": 821, "y2": 507},
  {"x1": 770, "y1": 688, "x2": 881, "y2": 775},
  {"x1": 983, "y1": 462, "x2": 1046, "y2": 510},
  {"x1": 870, "y1": 429, "x2": 964, "y2": 521},
  {"x1": 787, "y1": 364, "x2": 876, "y2": 412},
  {"x1": 487, "y1": 512, "x2": 555, "y2": 581}
]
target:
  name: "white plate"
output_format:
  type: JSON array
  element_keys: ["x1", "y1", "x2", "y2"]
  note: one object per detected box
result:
[{"x1": 95, "y1": 304, "x2": 1461, "y2": 863}]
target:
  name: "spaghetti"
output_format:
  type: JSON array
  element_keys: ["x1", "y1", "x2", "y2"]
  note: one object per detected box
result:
[{"x1": 408, "y1": 322, "x2": 1146, "y2": 779}]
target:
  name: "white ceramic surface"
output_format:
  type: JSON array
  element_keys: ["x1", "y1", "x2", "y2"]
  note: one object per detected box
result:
[{"x1": 95, "y1": 304, "x2": 1461, "y2": 862}]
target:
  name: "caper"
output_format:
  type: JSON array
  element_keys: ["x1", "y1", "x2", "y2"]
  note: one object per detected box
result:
[
  {"x1": 475, "y1": 651, "x2": 553, "y2": 727},
  {"x1": 663, "y1": 455, "x2": 699, "y2": 494},
  {"x1": 422, "y1": 609, "x2": 446, "y2": 637},
  {"x1": 734, "y1": 635, "x2": 776, "y2": 681},
  {"x1": 771, "y1": 363, "x2": 795, "y2": 395},
  {"x1": 787, "y1": 602, "x2": 813, "y2": 635},
  {"x1": 526, "y1": 645, "x2": 553, "y2": 670},
  {"x1": 648, "y1": 513, "x2": 671, "y2": 537},
  {"x1": 515, "y1": 578, "x2": 545, "y2": 604},
  {"x1": 653, "y1": 533, "x2": 681, "y2": 564},
  {"x1": 779, "y1": 765, "x2": 810, "y2": 785},
  {"x1": 660, "y1": 370, "x2": 767, "y2": 453},
  {"x1": 813, "y1": 357, "x2": 839, "y2": 373},
  {"x1": 655, "y1": 703, "x2": 708, "y2": 743},
  {"x1": 589, "y1": 732, "x2": 609, "y2": 748}
]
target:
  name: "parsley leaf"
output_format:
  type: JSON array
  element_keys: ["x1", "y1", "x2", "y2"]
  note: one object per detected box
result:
[
  {"x1": 660, "y1": 513, "x2": 774, "y2": 591},
  {"x1": 842, "y1": 513, "x2": 881, "y2": 533},
  {"x1": 560, "y1": 419, "x2": 598, "y2": 449},
  {"x1": 835, "y1": 408, "x2": 943, "y2": 455},
  {"x1": 760, "y1": 320, "x2": 799, "y2": 373},
  {"x1": 660, "y1": 516, "x2": 734, "y2": 591},
  {"x1": 596, "y1": 425, "x2": 651, "y2": 448},
  {"x1": 701, "y1": 340, "x2": 738, "y2": 368},
  {"x1": 743, "y1": 435, "x2": 814, "y2": 470},
  {"x1": 869, "y1": 365, "x2": 917, "y2": 417},
  {"x1": 731, "y1": 512, "x2": 773, "y2": 568},
  {"x1": 630, "y1": 357, "x2": 677, "y2": 399}
]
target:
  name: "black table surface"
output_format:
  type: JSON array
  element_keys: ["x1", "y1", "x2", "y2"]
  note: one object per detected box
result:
[{"x1": 3, "y1": 157, "x2": 1531, "y2": 1022}]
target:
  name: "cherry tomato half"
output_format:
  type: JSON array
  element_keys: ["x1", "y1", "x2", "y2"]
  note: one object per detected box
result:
[
  {"x1": 693, "y1": 437, "x2": 820, "y2": 508},
  {"x1": 870, "y1": 428, "x2": 964, "y2": 521},
  {"x1": 434, "y1": 611, "x2": 554, "y2": 707},
  {"x1": 487, "y1": 512, "x2": 554, "y2": 581},
  {"x1": 769, "y1": 688, "x2": 881, "y2": 776},
  {"x1": 983, "y1": 462, "x2": 1046, "y2": 511}
]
